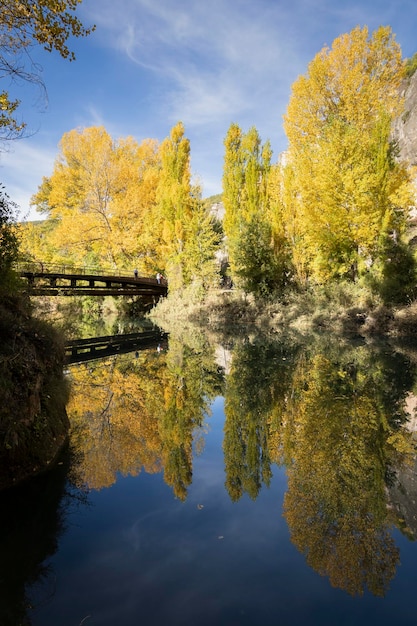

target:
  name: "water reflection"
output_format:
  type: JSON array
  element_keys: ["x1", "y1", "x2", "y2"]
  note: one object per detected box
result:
[
  {"x1": 220, "y1": 336, "x2": 417, "y2": 596},
  {"x1": 278, "y1": 342, "x2": 416, "y2": 596},
  {"x1": 66, "y1": 331, "x2": 417, "y2": 595},
  {"x1": 68, "y1": 332, "x2": 224, "y2": 498},
  {"x1": 4, "y1": 329, "x2": 417, "y2": 625},
  {"x1": 223, "y1": 339, "x2": 299, "y2": 501}
]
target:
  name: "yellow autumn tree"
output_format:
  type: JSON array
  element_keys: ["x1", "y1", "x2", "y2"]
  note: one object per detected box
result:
[
  {"x1": 156, "y1": 122, "x2": 219, "y2": 291},
  {"x1": 29, "y1": 127, "x2": 165, "y2": 272},
  {"x1": 31, "y1": 126, "x2": 119, "y2": 267},
  {"x1": 29, "y1": 122, "x2": 218, "y2": 288},
  {"x1": 108, "y1": 137, "x2": 161, "y2": 272},
  {"x1": 283, "y1": 25, "x2": 414, "y2": 288}
]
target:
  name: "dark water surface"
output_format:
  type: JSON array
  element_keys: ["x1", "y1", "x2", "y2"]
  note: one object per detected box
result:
[{"x1": 2, "y1": 332, "x2": 417, "y2": 626}]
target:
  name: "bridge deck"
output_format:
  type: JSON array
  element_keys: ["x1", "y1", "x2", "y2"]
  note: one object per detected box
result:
[
  {"x1": 16, "y1": 264, "x2": 167, "y2": 297},
  {"x1": 66, "y1": 330, "x2": 168, "y2": 363}
]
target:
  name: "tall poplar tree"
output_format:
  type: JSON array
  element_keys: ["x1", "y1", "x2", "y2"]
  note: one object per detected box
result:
[
  {"x1": 223, "y1": 124, "x2": 279, "y2": 295},
  {"x1": 156, "y1": 122, "x2": 219, "y2": 291},
  {"x1": 283, "y1": 26, "x2": 415, "y2": 292},
  {"x1": 156, "y1": 122, "x2": 192, "y2": 288},
  {"x1": 222, "y1": 122, "x2": 244, "y2": 277}
]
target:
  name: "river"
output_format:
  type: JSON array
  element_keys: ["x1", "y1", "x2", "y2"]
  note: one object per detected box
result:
[{"x1": 2, "y1": 321, "x2": 417, "y2": 626}]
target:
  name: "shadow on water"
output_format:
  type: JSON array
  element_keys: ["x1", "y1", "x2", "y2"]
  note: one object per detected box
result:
[{"x1": 0, "y1": 446, "x2": 88, "y2": 626}]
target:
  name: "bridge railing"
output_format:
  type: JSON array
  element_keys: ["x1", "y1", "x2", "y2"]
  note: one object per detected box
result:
[{"x1": 14, "y1": 261, "x2": 150, "y2": 279}]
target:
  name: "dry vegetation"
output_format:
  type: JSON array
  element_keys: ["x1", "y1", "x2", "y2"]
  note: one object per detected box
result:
[{"x1": 149, "y1": 284, "x2": 417, "y2": 341}]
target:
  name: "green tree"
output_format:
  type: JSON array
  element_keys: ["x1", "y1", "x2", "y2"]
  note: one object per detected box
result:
[
  {"x1": 182, "y1": 194, "x2": 221, "y2": 290},
  {"x1": 283, "y1": 26, "x2": 414, "y2": 288},
  {"x1": 0, "y1": 185, "x2": 19, "y2": 297},
  {"x1": 223, "y1": 124, "x2": 279, "y2": 295},
  {"x1": 155, "y1": 122, "x2": 193, "y2": 289}
]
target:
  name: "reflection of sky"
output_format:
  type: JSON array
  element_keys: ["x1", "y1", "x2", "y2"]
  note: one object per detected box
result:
[{"x1": 29, "y1": 397, "x2": 417, "y2": 626}]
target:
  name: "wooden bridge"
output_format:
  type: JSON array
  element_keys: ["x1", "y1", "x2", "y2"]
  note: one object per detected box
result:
[
  {"x1": 66, "y1": 330, "x2": 168, "y2": 364},
  {"x1": 16, "y1": 263, "x2": 168, "y2": 297}
]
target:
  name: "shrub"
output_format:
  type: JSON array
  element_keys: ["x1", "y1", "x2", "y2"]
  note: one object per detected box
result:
[{"x1": 405, "y1": 52, "x2": 417, "y2": 78}]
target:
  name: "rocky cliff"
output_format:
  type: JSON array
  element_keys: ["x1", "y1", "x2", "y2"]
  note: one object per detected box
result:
[{"x1": 393, "y1": 69, "x2": 417, "y2": 168}]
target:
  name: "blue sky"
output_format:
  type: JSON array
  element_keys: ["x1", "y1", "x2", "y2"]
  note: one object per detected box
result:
[{"x1": 1, "y1": 0, "x2": 417, "y2": 220}]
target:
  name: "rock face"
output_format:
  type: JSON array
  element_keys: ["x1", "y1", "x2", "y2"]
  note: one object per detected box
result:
[{"x1": 393, "y1": 70, "x2": 417, "y2": 167}]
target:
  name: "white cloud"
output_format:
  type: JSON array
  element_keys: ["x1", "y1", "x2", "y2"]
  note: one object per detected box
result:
[
  {"x1": 83, "y1": 0, "x2": 299, "y2": 127},
  {"x1": 0, "y1": 141, "x2": 57, "y2": 220}
]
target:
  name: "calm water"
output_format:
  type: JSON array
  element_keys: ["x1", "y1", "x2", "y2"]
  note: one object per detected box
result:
[{"x1": 2, "y1": 330, "x2": 417, "y2": 626}]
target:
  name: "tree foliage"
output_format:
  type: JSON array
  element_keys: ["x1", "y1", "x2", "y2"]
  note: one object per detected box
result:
[
  {"x1": 31, "y1": 126, "x2": 121, "y2": 266},
  {"x1": 283, "y1": 26, "x2": 415, "y2": 289},
  {"x1": 25, "y1": 123, "x2": 220, "y2": 291},
  {"x1": 220, "y1": 27, "x2": 415, "y2": 301},
  {"x1": 0, "y1": 184, "x2": 20, "y2": 298},
  {"x1": 222, "y1": 124, "x2": 284, "y2": 294}
]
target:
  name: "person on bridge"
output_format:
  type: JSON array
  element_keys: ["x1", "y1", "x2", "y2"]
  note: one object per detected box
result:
[
  {"x1": 134, "y1": 269, "x2": 138, "y2": 279},
  {"x1": 156, "y1": 272, "x2": 161, "y2": 284}
]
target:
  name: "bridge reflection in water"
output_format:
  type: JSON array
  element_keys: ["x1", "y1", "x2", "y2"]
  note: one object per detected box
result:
[
  {"x1": 16, "y1": 263, "x2": 168, "y2": 298},
  {"x1": 66, "y1": 331, "x2": 168, "y2": 364}
]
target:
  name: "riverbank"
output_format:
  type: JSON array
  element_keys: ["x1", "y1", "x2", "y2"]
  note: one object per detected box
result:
[
  {"x1": 149, "y1": 283, "x2": 417, "y2": 341},
  {"x1": 0, "y1": 296, "x2": 70, "y2": 491}
]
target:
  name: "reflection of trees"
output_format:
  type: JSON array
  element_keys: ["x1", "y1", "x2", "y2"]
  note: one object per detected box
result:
[
  {"x1": 223, "y1": 339, "x2": 298, "y2": 501},
  {"x1": 69, "y1": 355, "x2": 163, "y2": 489},
  {"x1": 68, "y1": 327, "x2": 417, "y2": 595},
  {"x1": 221, "y1": 336, "x2": 417, "y2": 596},
  {"x1": 157, "y1": 337, "x2": 223, "y2": 500},
  {"x1": 68, "y1": 336, "x2": 223, "y2": 499},
  {"x1": 280, "y1": 344, "x2": 416, "y2": 596}
]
